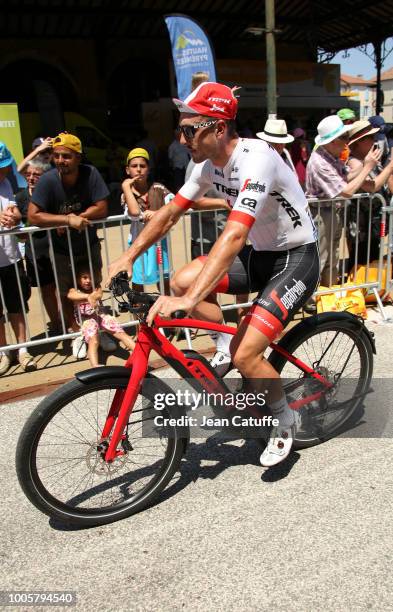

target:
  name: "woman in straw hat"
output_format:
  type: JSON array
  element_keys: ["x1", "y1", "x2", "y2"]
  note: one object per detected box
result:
[{"x1": 346, "y1": 120, "x2": 393, "y2": 268}]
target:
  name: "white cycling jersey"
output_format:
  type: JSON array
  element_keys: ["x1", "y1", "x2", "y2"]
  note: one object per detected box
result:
[{"x1": 175, "y1": 138, "x2": 317, "y2": 251}]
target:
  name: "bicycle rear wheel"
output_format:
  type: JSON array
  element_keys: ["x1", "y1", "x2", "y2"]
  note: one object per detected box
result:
[
  {"x1": 16, "y1": 374, "x2": 187, "y2": 527},
  {"x1": 269, "y1": 316, "x2": 373, "y2": 448}
]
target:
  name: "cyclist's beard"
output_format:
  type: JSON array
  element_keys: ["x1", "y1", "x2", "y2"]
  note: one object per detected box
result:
[{"x1": 190, "y1": 149, "x2": 208, "y2": 164}]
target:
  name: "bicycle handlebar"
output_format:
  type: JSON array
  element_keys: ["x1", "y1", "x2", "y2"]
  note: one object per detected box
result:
[{"x1": 109, "y1": 272, "x2": 186, "y2": 319}]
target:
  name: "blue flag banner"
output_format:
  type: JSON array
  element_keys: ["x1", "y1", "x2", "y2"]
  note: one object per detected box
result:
[{"x1": 164, "y1": 14, "x2": 216, "y2": 101}]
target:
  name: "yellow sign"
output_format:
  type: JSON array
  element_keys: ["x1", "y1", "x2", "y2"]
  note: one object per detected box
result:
[{"x1": 0, "y1": 103, "x2": 24, "y2": 163}]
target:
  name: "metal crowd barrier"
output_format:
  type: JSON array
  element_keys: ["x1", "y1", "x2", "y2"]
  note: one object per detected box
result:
[
  {"x1": 1, "y1": 194, "x2": 392, "y2": 356},
  {"x1": 307, "y1": 193, "x2": 392, "y2": 321}
]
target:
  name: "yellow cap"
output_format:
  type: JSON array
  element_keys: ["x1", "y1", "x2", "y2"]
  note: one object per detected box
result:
[
  {"x1": 52, "y1": 132, "x2": 82, "y2": 154},
  {"x1": 126, "y1": 147, "x2": 149, "y2": 164}
]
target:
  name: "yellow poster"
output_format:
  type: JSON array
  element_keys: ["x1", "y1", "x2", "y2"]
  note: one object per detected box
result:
[{"x1": 0, "y1": 103, "x2": 24, "y2": 163}]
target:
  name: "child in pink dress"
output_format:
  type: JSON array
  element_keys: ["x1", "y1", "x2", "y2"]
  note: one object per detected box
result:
[{"x1": 67, "y1": 268, "x2": 135, "y2": 367}]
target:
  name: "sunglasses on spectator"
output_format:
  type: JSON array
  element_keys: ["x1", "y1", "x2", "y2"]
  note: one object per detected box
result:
[{"x1": 179, "y1": 120, "x2": 218, "y2": 140}]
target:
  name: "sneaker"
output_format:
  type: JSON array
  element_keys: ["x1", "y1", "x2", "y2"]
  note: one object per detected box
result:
[
  {"x1": 99, "y1": 332, "x2": 117, "y2": 352},
  {"x1": 259, "y1": 414, "x2": 299, "y2": 467},
  {"x1": 0, "y1": 354, "x2": 11, "y2": 376},
  {"x1": 18, "y1": 352, "x2": 37, "y2": 372},
  {"x1": 72, "y1": 335, "x2": 87, "y2": 359},
  {"x1": 210, "y1": 350, "x2": 233, "y2": 377}
]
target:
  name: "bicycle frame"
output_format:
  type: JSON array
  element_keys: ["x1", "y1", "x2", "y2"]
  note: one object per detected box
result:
[{"x1": 100, "y1": 316, "x2": 333, "y2": 462}]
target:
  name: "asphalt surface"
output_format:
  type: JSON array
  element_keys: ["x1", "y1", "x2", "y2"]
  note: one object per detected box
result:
[{"x1": 1, "y1": 321, "x2": 393, "y2": 612}]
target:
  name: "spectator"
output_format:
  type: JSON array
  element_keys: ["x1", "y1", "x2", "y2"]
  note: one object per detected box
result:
[
  {"x1": 0, "y1": 142, "x2": 14, "y2": 199},
  {"x1": 347, "y1": 120, "x2": 393, "y2": 268},
  {"x1": 27, "y1": 132, "x2": 109, "y2": 342},
  {"x1": 0, "y1": 195, "x2": 37, "y2": 375},
  {"x1": 337, "y1": 108, "x2": 356, "y2": 125},
  {"x1": 122, "y1": 147, "x2": 173, "y2": 293},
  {"x1": 369, "y1": 115, "x2": 390, "y2": 165},
  {"x1": 290, "y1": 127, "x2": 310, "y2": 189},
  {"x1": 167, "y1": 129, "x2": 190, "y2": 192},
  {"x1": 17, "y1": 137, "x2": 53, "y2": 175},
  {"x1": 15, "y1": 159, "x2": 60, "y2": 333},
  {"x1": 256, "y1": 118, "x2": 296, "y2": 173},
  {"x1": 136, "y1": 129, "x2": 158, "y2": 181},
  {"x1": 67, "y1": 265, "x2": 135, "y2": 366},
  {"x1": 191, "y1": 71, "x2": 210, "y2": 91},
  {"x1": 306, "y1": 114, "x2": 380, "y2": 292},
  {"x1": 337, "y1": 110, "x2": 356, "y2": 164}
]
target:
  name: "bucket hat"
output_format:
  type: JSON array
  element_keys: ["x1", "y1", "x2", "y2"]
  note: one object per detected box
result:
[{"x1": 314, "y1": 115, "x2": 352, "y2": 146}]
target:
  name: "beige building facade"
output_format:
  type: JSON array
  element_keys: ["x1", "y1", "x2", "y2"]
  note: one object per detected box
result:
[{"x1": 340, "y1": 73, "x2": 376, "y2": 119}]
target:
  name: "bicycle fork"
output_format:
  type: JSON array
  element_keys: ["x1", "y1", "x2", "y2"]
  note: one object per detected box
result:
[{"x1": 100, "y1": 336, "x2": 151, "y2": 462}]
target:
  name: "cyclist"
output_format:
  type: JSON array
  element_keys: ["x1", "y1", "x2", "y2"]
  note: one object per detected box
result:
[{"x1": 108, "y1": 82, "x2": 319, "y2": 467}]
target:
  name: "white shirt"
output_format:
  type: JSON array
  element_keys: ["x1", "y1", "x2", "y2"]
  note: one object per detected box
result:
[
  {"x1": 177, "y1": 138, "x2": 316, "y2": 251},
  {"x1": 0, "y1": 196, "x2": 22, "y2": 267}
]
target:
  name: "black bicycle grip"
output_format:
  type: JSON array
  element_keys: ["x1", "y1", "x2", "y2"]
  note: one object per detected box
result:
[{"x1": 172, "y1": 310, "x2": 186, "y2": 319}]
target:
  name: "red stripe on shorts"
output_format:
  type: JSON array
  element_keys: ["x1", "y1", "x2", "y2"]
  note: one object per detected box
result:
[
  {"x1": 270, "y1": 289, "x2": 288, "y2": 321},
  {"x1": 228, "y1": 211, "x2": 255, "y2": 228},
  {"x1": 173, "y1": 193, "x2": 193, "y2": 210},
  {"x1": 244, "y1": 304, "x2": 283, "y2": 341}
]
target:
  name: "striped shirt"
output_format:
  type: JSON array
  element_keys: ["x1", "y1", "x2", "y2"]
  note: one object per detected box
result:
[{"x1": 306, "y1": 146, "x2": 347, "y2": 200}]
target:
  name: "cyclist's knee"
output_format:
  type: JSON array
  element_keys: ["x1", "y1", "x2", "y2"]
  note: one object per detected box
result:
[
  {"x1": 170, "y1": 272, "x2": 186, "y2": 296},
  {"x1": 171, "y1": 262, "x2": 201, "y2": 296},
  {"x1": 231, "y1": 344, "x2": 255, "y2": 373}
]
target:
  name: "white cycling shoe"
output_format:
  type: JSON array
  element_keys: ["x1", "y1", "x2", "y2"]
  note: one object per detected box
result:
[
  {"x1": 210, "y1": 350, "x2": 232, "y2": 377},
  {"x1": 259, "y1": 413, "x2": 299, "y2": 468}
]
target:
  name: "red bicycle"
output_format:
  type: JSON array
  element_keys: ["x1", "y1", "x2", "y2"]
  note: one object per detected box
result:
[{"x1": 16, "y1": 272, "x2": 375, "y2": 527}]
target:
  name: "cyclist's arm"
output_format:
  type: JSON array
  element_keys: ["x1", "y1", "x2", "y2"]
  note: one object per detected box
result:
[
  {"x1": 107, "y1": 195, "x2": 195, "y2": 281},
  {"x1": 146, "y1": 218, "x2": 249, "y2": 323},
  {"x1": 107, "y1": 165, "x2": 211, "y2": 281},
  {"x1": 191, "y1": 197, "x2": 230, "y2": 211},
  {"x1": 186, "y1": 219, "x2": 248, "y2": 306}
]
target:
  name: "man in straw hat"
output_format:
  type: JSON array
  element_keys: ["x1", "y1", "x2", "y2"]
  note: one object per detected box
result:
[
  {"x1": 256, "y1": 117, "x2": 296, "y2": 173},
  {"x1": 109, "y1": 82, "x2": 320, "y2": 467},
  {"x1": 306, "y1": 114, "x2": 381, "y2": 290}
]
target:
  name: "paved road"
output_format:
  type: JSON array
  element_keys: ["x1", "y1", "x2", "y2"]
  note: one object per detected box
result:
[{"x1": 1, "y1": 322, "x2": 392, "y2": 612}]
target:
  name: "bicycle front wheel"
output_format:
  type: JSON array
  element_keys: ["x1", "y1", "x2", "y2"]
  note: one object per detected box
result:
[
  {"x1": 16, "y1": 374, "x2": 187, "y2": 527},
  {"x1": 269, "y1": 317, "x2": 374, "y2": 448}
]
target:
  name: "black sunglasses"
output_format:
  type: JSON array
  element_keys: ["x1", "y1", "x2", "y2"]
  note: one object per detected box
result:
[{"x1": 179, "y1": 120, "x2": 218, "y2": 140}]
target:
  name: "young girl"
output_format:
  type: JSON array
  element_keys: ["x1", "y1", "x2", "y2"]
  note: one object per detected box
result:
[
  {"x1": 121, "y1": 147, "x2": 174, "y2": 293},
  {"x1": 67, "y1": 267, "x2": 135, "y2": 367}
]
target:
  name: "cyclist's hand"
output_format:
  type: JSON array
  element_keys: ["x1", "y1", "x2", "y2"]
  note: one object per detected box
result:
[
  {"x1": 147, "y1": 295, "x2": 194, "y2": 326},
  {"x1": 106, "y1": 254, "x2": 133, "y2": 287}
]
